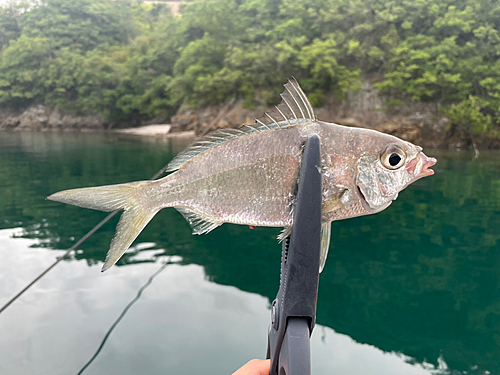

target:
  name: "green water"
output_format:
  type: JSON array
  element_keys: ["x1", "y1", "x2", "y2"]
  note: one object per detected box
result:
[{"x1": 0, "y1": 132, "x2": 499, "y2": 375}]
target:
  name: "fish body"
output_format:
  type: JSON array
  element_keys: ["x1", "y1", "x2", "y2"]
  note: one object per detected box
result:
[{"x1": 48, "y1": 79, "x2": 436, "y2": 271}]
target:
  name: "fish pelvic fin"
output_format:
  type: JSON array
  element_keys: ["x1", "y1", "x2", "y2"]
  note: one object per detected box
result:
[
  {"x1": 47, "y1": 181, "x2": 158, "y2": 272},
  {"x1": 319, "y1": 222, "x2": 331, "y2": 273},
  {"x1": 276, "y1": 222, "x2": 331, "y2": 272},
  {"x1": 166, "y1": 78, "x2": 316, "y2": 173}
]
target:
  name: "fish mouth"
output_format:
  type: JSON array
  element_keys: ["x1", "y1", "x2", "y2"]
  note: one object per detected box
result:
[{"x1": 406, "y1": 152, "x2": 437, "y2": 178}]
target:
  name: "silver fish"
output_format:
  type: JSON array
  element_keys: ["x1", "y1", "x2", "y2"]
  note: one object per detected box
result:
[{"x1": 48, "y1": 79, "x2": 437, "y2": 272}]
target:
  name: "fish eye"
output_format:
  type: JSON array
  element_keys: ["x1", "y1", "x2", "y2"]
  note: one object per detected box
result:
[{"x1": 381, "y1": 145, "x2": 406, "y2": 170}]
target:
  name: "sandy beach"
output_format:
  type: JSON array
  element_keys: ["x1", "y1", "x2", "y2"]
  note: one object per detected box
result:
[{"x1": 115, "y1": 124, "x2": 195, "y2": 138}]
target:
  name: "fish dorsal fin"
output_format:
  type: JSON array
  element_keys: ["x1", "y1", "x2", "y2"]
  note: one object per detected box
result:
[
  {"x1": 175, "y1": 207, "x2": 222, "y2": 235},
  {"x1": 255, "y1": 77, "x2": 316, "y2": 129},
  {"x1": 166, "y1": 78, "x2": 316, "y2": 172}
]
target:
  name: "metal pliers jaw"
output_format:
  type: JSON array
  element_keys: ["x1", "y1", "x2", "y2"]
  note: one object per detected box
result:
[{"x1": 267, "y1": 134, "x2": 322, "y2": 375}]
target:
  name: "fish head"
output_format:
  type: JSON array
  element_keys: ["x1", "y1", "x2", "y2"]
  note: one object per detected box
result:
[{"x1": 355, "y1": 136, "x2": 436, "y2": 212}]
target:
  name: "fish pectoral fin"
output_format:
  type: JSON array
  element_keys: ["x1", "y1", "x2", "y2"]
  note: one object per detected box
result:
[
  {"x1": 322, "y1": 196, "x2": 342, "y2": 213},
  {"x1": 176, "y1": 207, "x2": 222, "y2": 235},
  {"x1": 321, "y1": 188, "x2": 348, "y2": 214},
  {"x1": 319, "y1": 222, "x2": 332, "y2": 273}
]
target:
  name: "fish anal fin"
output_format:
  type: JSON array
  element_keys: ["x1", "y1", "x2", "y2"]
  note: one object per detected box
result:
[
  {"x1": 277, "y1": 226, "x2": 292, "y2": 242},
  {"x1": 176, "y1": 207, "x2": 221, "y2": 235}
]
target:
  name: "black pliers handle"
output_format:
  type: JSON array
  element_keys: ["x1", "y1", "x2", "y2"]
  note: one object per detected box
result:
[{"x1": 267, "y1": 134, "x2": 322, "y2": 375}]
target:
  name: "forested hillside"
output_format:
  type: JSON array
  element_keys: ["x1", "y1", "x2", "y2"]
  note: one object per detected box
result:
[{"x1": 0, "y1": 0, "x2": 499, "y2": 137}]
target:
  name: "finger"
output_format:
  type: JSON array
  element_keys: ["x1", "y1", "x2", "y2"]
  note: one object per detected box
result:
[{"x1": 232, "y1": 359, "x2": 271, "y2": 375}]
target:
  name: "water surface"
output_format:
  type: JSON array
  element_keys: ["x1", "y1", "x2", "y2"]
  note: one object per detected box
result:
[{"x1": 0, "y1": 132, "x2": 498, "y2": 375}]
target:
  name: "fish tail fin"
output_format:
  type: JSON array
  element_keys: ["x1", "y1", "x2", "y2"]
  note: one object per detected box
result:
[{"x1": 47, "y1": 181, "x2": 158, "y2": 272}]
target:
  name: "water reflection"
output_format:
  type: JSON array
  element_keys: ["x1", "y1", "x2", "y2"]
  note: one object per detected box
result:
[
  {"x1": 0, "y1": 132, "x2": 499, "y2": 374},
  {"x1": 0, "y1": 229, "x2": 447, "y2": 375}
]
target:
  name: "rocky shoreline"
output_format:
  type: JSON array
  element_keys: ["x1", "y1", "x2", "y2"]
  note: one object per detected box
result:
[
  {"x1": 2, "y1": 81, "x2": 498, "y2": 150},
  {"x1": 168, "y1": 82, "x2": 499, "y2": 150},
  {"x1": 0, "y1": 105, "x2": 106, "y2": 132}
]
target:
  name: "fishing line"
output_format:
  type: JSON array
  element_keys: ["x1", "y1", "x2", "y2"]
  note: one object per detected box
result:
[
  {"x1": 76, "y1": 258, "x2": 171, "y2": 375},
  {"x1": 0, "y1": 162, "x2": 170, "y2": 315},
  {"x1": 0, "y1": 118, "x2": 222, "y2": 315}
]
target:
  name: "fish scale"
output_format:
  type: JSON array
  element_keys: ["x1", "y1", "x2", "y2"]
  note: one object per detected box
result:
[{"x1": 154, "y1": 126, "x2": 305, "y2": 227}]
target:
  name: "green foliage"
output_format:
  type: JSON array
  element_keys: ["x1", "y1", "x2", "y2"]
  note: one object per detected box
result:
[
  {"x1": 21, "y1": 0, "x2": 133, "y2": 51},
  {"x1": 0, "y1": 0, "x2": 499, "y2": 133},
  {"x1": 0, "y1": 2, "x2": 23, "y2": 50},
  {"x1": 0, "y1": 35, "x2": 51, "y2": 106},
  {"x1": 0, "y1": 0, "x2": 176, "y2": 120},
  {"x1": 442, "y1": 96, "x2": 493, "y2": 135}
]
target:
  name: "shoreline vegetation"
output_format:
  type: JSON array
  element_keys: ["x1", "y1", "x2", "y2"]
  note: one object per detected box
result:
[{"x1": 0, "y1": 0, "x2": 500, "y2": 149}]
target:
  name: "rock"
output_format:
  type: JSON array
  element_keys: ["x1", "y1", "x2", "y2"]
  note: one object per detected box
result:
[
  {"x1": 1, "y1": 78, "x2": 496, "y2": 149},
  {"x1": 0, "y1": 105, "x2": 106, "y2": 131},
  {"x1": 0, "y1": 116, "x2": 20, "y2": 130},
  {"x1": 48, "y1": 109, "x2": 64, "y2": 128},
  {"x1": 17, "y1": 105, "x2": 50, "y2": 131},
  {"x1": 169, "y1": 78, "x2": 450, "y2": 148},
  {"x1": 171, "y1": 101, "x2": 267, "y2": 134}
]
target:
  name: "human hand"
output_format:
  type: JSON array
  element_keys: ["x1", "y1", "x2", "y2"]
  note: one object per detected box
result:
[{"x1": 231, "y1": 359, "x2": 270, "y2": 375}]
